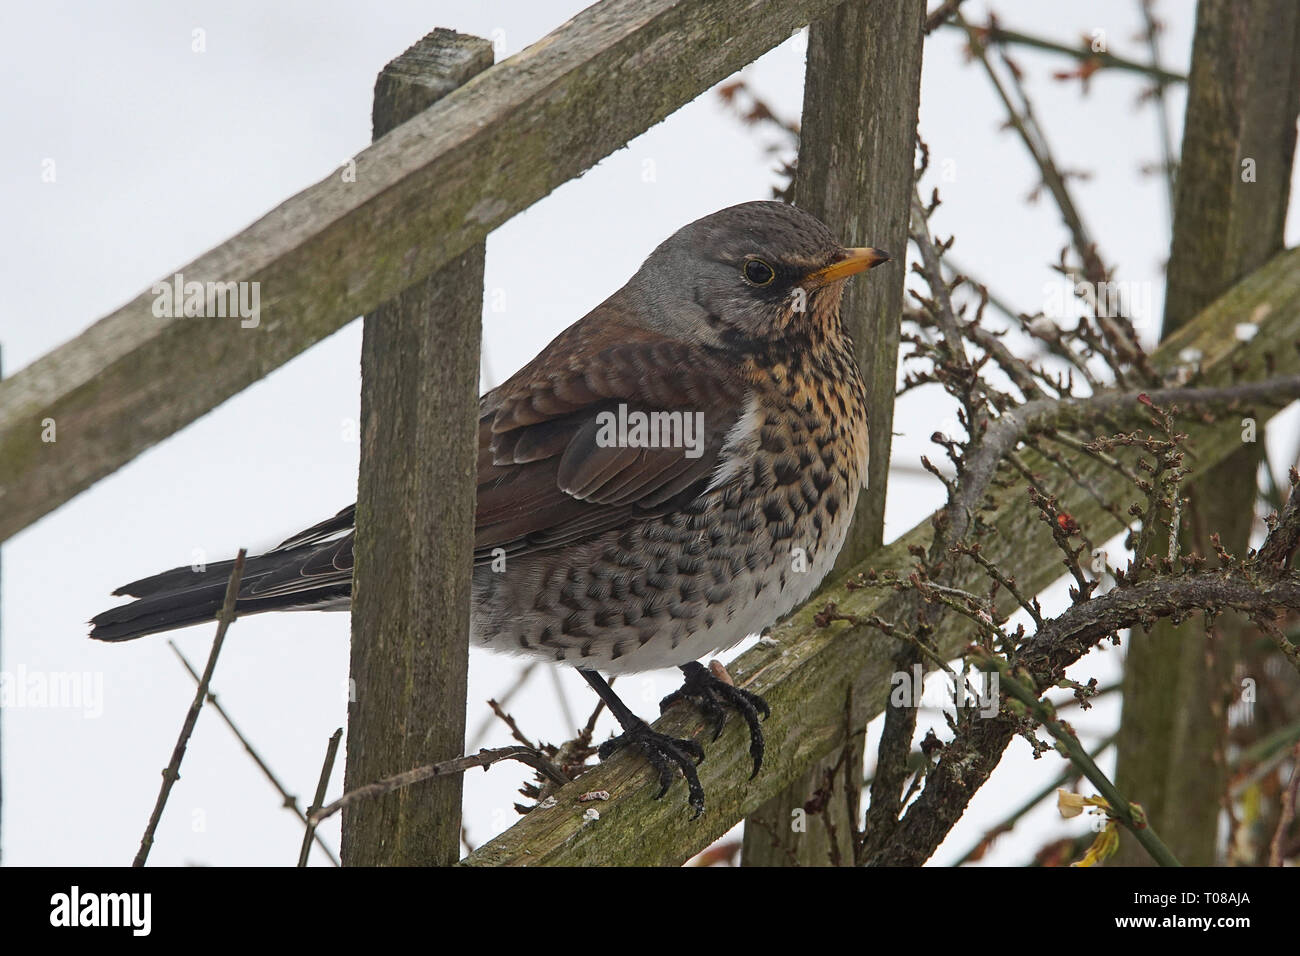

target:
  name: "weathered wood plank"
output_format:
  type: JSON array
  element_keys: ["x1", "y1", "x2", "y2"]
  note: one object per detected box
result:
[
  {"x1": 742, "y1": 0, "x2": 926, "y2": 868},
  {"x1": 0, "y1": 0, "x2": 847, "y2": 543},
  {"x1": 342, "y1": 30, "x2": 491, "y2": 868},
  {"x1": 463, "y1": 246, "x2": 1300, "y2": 866}
]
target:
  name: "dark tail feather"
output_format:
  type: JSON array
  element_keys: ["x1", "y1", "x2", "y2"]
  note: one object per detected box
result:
[
  {"x1": 91, "y1": 574, "x2": 239, "y2": 642},
  {"x1": 92, "y1": 504, "x2": 358, "y2": 643},
  {"x1": 90, "y1": 593, "x2": 234, "y2": 642},
  {"x1": 90, "y1": 560, "x2": 243, "y2": 642},
  {"x1": 89, "y1": 549, "x2": 351, "y2": 643},
  {"x1": 112, "y1": 556, "x2": 242, "y2": 599}
]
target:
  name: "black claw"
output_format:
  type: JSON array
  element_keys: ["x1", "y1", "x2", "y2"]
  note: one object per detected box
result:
[
  {"x1": 664, "y1": 683, "x2": 727, "y2": 740},
  {"x1": 660, "y1": 662, "x2": 771, "y2": 779},
  {"x1": 598, "y1": 718, "x2": 707, "y2": 817}
]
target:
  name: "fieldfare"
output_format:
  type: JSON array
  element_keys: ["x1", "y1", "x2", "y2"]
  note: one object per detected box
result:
[{"x1": 91, "y1": 200, "x2": 890, "y2": 816}]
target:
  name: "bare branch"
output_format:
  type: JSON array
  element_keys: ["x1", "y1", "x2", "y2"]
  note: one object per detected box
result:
[
  {"x1": 992, "y1": 661, "x2": 1181, "y2": 866},
  {"x1": 942, "y1": 18, "x2": 1187, "y2": 85},
  {"x1": 868, "y1": 567, "x2": 1300, "y2": 864},
  {"x1": 167, "y1": 642, "x2": 340, "y2": 868},
  {"x1": 298, "y1": 729, "x2": 343, "y2": 868},
  {"x1": 133, "y1": 550, "x2": 246, "y2": 868},
  {"x1": 310, "y1": 747, "x2": 569, "y2": 827}
]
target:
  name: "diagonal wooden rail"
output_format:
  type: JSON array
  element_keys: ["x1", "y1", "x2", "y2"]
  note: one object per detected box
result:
[
  {"x1": 463, "y1": 247, "x2": 1300, "y2": 866},
  {"x1": 0, "y1": 0, "x2": 847, "y2": 544}
]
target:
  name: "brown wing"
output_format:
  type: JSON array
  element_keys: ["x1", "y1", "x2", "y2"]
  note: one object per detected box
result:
[
  {"x1": 474, "y1": 304, "x2": 747, "y2": 564},
  {"x1": 90, "y1": 303, "x2": 751, "y2": 642}
]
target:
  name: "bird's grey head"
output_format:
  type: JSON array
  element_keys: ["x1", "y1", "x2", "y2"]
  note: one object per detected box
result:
[{"x1": 624, "y1": 201, "x2": 889, "y2": 345}]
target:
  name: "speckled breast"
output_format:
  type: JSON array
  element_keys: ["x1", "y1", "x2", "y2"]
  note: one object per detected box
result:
[{"x1": 470, "y1": 334, "x2": 869, "y2": 675}]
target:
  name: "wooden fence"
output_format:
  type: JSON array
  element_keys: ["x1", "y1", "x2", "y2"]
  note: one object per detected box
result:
[{"x1": 3, "y1": 0, "x2": 1298, "y2": 867}]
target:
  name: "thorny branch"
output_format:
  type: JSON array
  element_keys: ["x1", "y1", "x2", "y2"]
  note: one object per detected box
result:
[
  {"x1": 309, "y1": 746, "x2": 570, "y2": 827},
  {"x1": 852, "y1": 142, "x2": 1300, "y2": 865},
  {"x1": 939, "y1": 14, "x2": 1187, "y2": 86}
]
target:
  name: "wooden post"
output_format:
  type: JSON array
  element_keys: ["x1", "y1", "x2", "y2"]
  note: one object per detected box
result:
[
  {"x1": 1113, "y1": 0, "x2": 1300, "y2": 866},
  {"x1": 741, "y1": 0, "x2": 925, "y2": 867},
  {"x1": 342, "y1": 29, "x2": 493, "y2": 867}
]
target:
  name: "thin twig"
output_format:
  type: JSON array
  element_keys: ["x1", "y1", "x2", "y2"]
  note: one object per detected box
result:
[
  {"x1": 1258, "y1": 618, "x2": 1300, "y2": 674},
  {"x1": 548, "y1": 667, "x2": 578, "y2": 736},
  {"x1": 1136, "y1": 0, "x2": 1178, "y2": 220},
  {"x1": 132, "y1": 550, "x2": 246, "y2": 867},
  {"x1": 1268, "y1": 741, "x2": 1300, "y2": 867},
  {"x1": 488, "y1": 698, "x2": 538, "y2": 749},
  {"x1": 870, "y1": 568, "x2": 1300, "y2": 865},
  {"x1": 953, "y1": 732, "x2": 1117, "y2": 865},
  {"x1": 169, "y1": 642, "x2": 340, "y2": 867},
  {"x1": 309, "y1": 747, "x2": 569, "y2": 826},
  {"x1": 923, "y1": 0, "x2": 969, "y2": 34},
  {"x1": 953, "y1": 543, "x2": 1044, "y2": 627},
  {"x1": 1041, "y1": 429, "x2": 1142, "y2": 488},
  {"x1": 991, "y1": 661, "x2": 1181, "y2": 866},
  {"x1": 467, "y1": 663, "x2": 536, "y2": 751},
  {"x1": 1027, "y1": 435, "x2": 1132, "y2": 534},
  {"x1": 957, "y1": 11, "x2": 1104, "y2": 281},
  {"x1": 909, "y1": 190, "x2": 968, "y2": 369},
  {"x1": 1256, "y1": 467, "x2": 1300, "y2": 570},
  {"x1": 298, "y1": 728, "x2": 342, "y2": 867},
  {"x1": 1231, "y1": 717, "x2": 1300, "y2": 798},
  {"x1": 943, "y1": 257, "x2": 1033, "y2": 331},
  {"x1": 942, "y1": 18, "x2": 1187, "y2": 85}
]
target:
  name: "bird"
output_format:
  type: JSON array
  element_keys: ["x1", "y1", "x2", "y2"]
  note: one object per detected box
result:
[{"x1": 90, "y1": 200, "x2": 890, "y2": 816}]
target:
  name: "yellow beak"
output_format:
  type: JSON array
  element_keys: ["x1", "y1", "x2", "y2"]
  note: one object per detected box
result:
[{"x1": 805, "y1": 247, "x2": 892, "y2": 285}]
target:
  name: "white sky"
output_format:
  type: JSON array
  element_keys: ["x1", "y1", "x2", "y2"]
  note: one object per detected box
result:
[{"x1": 2, "y1": 0, "x2": 1297, "y2": 866}]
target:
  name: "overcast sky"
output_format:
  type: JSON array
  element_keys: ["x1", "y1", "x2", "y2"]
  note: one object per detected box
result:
[{"x1": 3, "y1": 0, "x2": 1297, "y2": 866}]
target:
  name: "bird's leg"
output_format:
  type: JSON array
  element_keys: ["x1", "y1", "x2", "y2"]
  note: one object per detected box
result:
[
  {"x1": 660, "y1": 661, "x2": 770, "y2": 779},
  {"x1": 578, "y1": 668, "x2": 706, "y2": 818}
]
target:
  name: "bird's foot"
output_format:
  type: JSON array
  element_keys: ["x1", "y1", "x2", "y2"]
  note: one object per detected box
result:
[
  {"x1": 598, "y1": 718, "x2": 706, "y2": 818},
  {"x1": 660, "y1": 661, "x2": 771, "y2": 779}
]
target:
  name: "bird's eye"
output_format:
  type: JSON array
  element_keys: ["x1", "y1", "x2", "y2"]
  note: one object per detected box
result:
[{"x1": 743, "y1": 258, "x2": 776, "y2": 286}]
